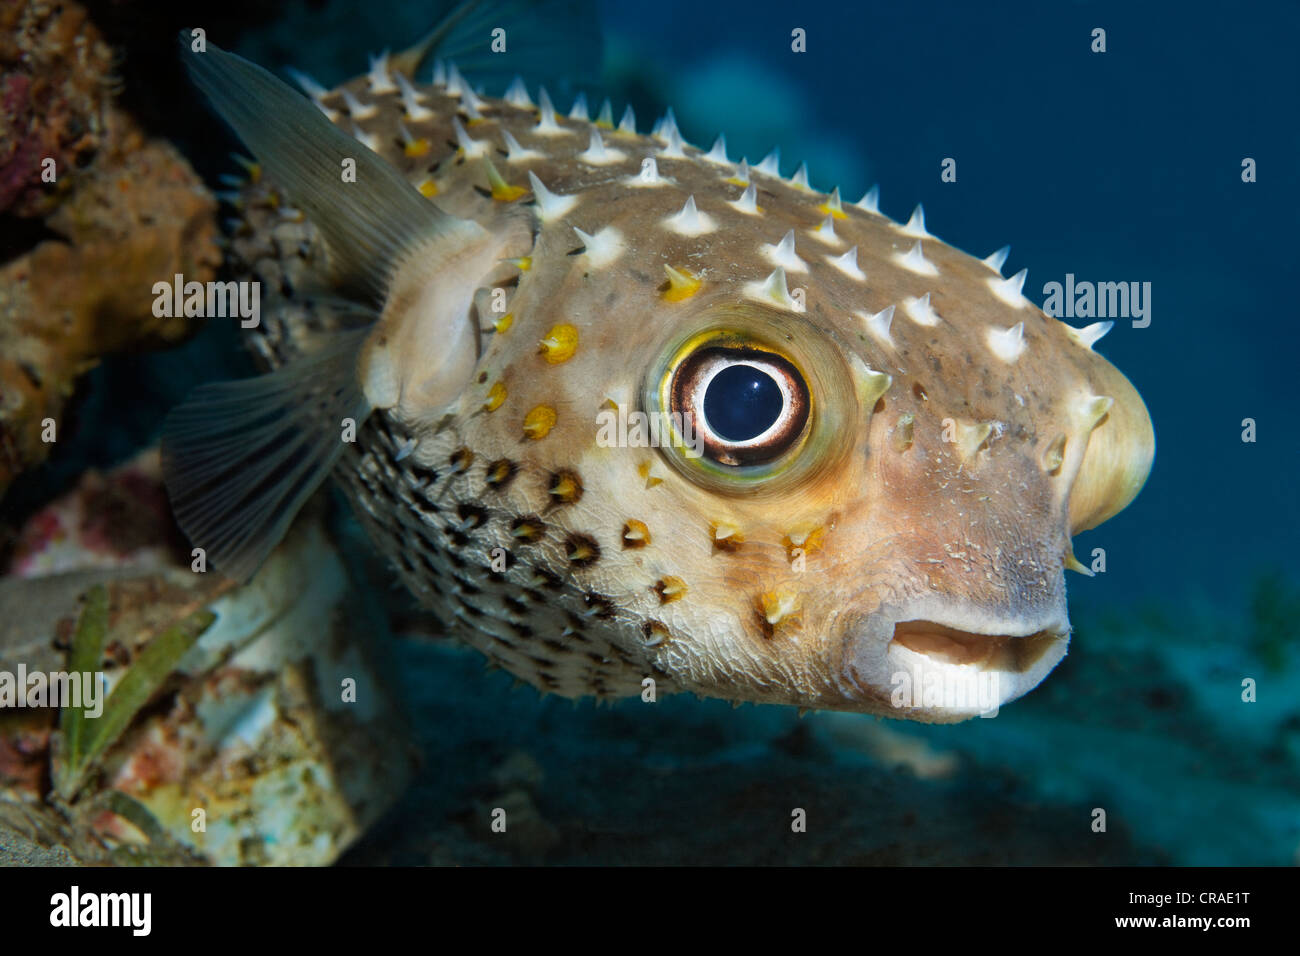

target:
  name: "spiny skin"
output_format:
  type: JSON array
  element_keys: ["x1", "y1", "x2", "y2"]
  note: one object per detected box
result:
[{"x1": 227, "y1": 62, "x2": 1153, "y2": 721}]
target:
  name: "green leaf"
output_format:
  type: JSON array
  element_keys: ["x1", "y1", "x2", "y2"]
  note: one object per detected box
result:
[
  {"x1": 56, "y1": 595, "x2": 216, "y2": 801},
  {"x1": 56, "y1": 585, "x2": 108, "y2": 797}
]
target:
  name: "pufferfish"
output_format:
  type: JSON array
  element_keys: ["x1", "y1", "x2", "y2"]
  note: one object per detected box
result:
[{"x1": 162, "y1": 6, "x2": 1154, "y2": 723}]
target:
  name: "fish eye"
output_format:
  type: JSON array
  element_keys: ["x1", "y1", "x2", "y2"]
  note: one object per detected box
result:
[
  {"x1": 644, "y1": 308, "x2": 857, "y2": 495},
  {"x1": 671, "y1": 347, "x2": 810, "y2": 466}
]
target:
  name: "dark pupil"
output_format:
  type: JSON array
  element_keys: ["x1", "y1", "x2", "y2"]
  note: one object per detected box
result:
[{"x1": 703, "y1": 364, "x2": 784, "y2": 442}]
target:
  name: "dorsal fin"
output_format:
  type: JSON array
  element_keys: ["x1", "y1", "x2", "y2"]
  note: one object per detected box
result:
[
  {"x1": 391, "y1": 0, "x2": 602, "y2": 97},
  {"x1": 180, "y1": 34, "x2": 459, "y2": 299}
]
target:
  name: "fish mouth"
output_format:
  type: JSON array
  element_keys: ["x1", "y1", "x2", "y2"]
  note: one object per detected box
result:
[
  {"x1": 890, "y1": 620, "x2": 1064, "y2": 672},
  {"x1": 841, "y1": 602, "x2": 1071, "y2": 721}
]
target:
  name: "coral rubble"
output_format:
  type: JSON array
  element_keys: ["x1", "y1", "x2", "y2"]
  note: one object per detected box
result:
[{"x1": 0, "y1": 451, "x2": 415, "y2": 865}]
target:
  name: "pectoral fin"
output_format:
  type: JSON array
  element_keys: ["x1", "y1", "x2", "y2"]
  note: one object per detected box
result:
[{"x1": 161, "y1": 329, "x2": 369, "y2": 582}]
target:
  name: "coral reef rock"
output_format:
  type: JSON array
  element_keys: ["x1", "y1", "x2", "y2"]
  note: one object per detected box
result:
[{"x1": 0, "y1": 0, "x2": 220, "y2": 497}]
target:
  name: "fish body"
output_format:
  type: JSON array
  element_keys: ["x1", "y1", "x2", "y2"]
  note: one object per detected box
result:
[{"x1": 165, "y1": 16, "x2": 1154, "y2": 722}]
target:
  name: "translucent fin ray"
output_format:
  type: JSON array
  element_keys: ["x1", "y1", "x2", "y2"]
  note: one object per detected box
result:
[
  {"x1": 179, "y1": 37, "x2": 454, "y2": 300},
  {"x1": 393, "y1": 0, "x2": 602, "y2": 99},
  {"x1": 161, "y1": 329, "x2": 371, "y2": 582}
]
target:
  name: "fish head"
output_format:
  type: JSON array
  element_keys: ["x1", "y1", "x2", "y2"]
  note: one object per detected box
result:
[{"x1": 453, "y1": 174, "x2": 1153, "y2": 722}]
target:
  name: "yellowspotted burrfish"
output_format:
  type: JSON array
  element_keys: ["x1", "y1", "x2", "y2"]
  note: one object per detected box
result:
[{"x1": 162, "y1": 7, "x2": 1154, "y2": 723}]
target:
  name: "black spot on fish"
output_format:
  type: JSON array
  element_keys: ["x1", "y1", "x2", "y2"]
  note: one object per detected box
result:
[
  {"x1": 409, "y1": 464, "x2": 440, "y2": 488},
  {"x1": 484, "y1": 458, "x2": 519, "y2": 492},
  {"x1": 565, "y1": 534, "x2": 601, "y2": 567},
  {"x1": 449, "y1": 447, "x2": 474, "y2": 473},
  {"x1": 456, "y1": 503, "x2": 489, "y2": 530},
  {"x1": 584, "y1": 592, "x2": 616, "y2": 619},
  {"x1": 547, "y1": 468, "x2": 583, "y2": 506},
  {"x1": 511, "y1": 516, "x2": 546, "y2": 543},
  {"x1": 532, "y1": 565, "x2": 563, "y2": 590}
]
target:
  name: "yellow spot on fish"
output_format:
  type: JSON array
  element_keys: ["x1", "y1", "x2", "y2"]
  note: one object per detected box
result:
[
  {"x1": 653, "y1": 576, "x2": 687, "y2": 604},
  {"x1": 523, "y1": 404, "x2": 557, "y2": 439},
  {"x1": 538, "y1": 323, "x2": 578, "y2": 363},
  {"x1": 761, "y1": 589, "x2": 799, "y2": 627},
  {"x1": 417, "y1": 177, "x2": 439, "y2": 198},
  {"x1": 622, "y1": 520, "x2": 650, "y2": 548},
  {"x1": 493, "y1": 312, "x2": 514, "y2": 333},
  {"x1": 818, "y1": 188, "x2": 847, "y2": 220},
  {"x1": 405, "y1": 138, "x2": 431, "y2": 157},
  {"x1": 484, "y1": 381, "x2": 507, "y2": 411},
  {"x1": 506, "y1": 256, "x2": 532, "y2": 272},
  {"x1": 485, "y1": 159, "x2": 527, "y2": 201},
  {"x1": 661, "y1": 265, "x2": 702, "y2": 302},
  {"x1": 638, "y1": 461, "x2": 663, "y2": 489},
  {"x1": 783, "y1": 524, "x2": 825, "y2": 559},
  {"x1": 712, "y1": 521, "x2": 744, "y2": 552}
]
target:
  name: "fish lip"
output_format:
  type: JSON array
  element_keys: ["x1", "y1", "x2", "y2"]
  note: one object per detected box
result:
[{"x1": 839, "y1": 598, "x2": 1071, "y2": 720}]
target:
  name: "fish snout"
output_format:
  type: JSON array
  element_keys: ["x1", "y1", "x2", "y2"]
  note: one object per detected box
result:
[{"x1": 837, "y1": 596, "x2": 1070, "y2": 722}]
